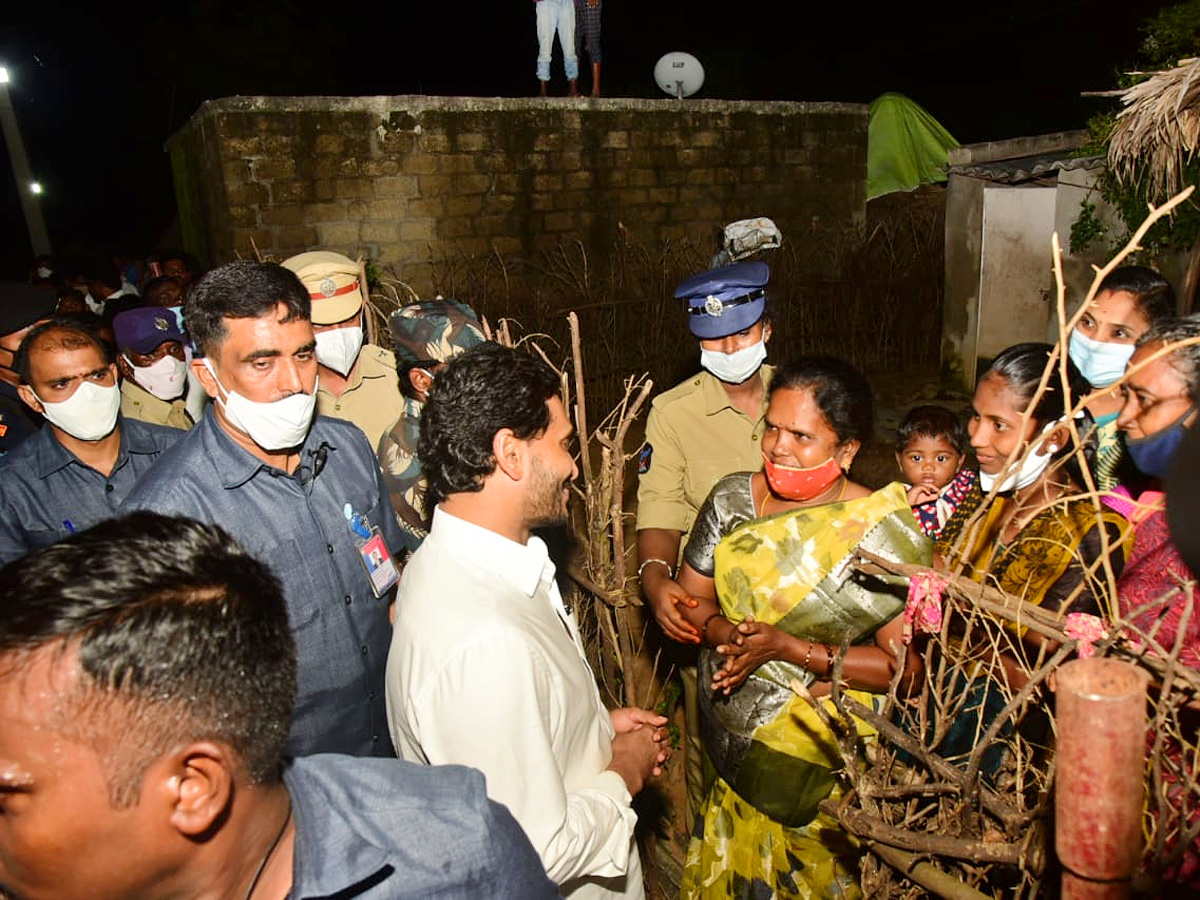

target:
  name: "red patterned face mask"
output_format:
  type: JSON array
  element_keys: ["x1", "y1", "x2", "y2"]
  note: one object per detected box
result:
[{"x1": 762, "y1": 452, "x2": 843, "y2": 502}]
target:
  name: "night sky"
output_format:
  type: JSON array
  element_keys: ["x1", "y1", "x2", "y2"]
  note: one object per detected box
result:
[{"x1": 0, "y1": 0, "x2": 1172, "y2": 277}]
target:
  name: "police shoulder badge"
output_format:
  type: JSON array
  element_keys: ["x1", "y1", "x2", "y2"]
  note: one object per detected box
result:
[{"x1": 638, "y1": 443, "x2": 653, "y2": 475}]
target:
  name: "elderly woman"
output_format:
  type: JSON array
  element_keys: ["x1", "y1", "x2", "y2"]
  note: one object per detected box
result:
[
  {"x1": 670, "y1": 357, "x2": 929, "y2": 899},
  {"x1": 1114, "y1": 315, "x2": 1200, "y2": 889},
  {"x1": 1116, "y1": 315, "x2": 1200, "y2": 666}
]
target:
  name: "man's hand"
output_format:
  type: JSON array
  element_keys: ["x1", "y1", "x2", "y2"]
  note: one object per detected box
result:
[
  {"x1": 611, "y1": 707, "x2": 668, "y2": 734},
  {"x1": 906, "y1": 483, "x2": 940, "y2": 506},
  {"x1": 607, "y1": 722, "x2": 672, "y2": 796},
  {"x1": 643, "y1": 567, "x2": 700, "y2": 643}
]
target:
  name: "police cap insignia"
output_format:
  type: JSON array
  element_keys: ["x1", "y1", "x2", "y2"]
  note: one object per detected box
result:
[{"x1": 319, "y1": 277, "x2": 338, "y2": 298}]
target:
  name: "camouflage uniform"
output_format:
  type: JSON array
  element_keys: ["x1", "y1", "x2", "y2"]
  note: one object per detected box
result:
[{"x1": 376, "y1": 300, "x2": 486, "y2": 553}]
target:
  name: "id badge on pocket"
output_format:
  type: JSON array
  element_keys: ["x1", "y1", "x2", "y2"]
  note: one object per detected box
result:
[{"x1": 345, "y1": 504, "x2": 399, "y2": 598}]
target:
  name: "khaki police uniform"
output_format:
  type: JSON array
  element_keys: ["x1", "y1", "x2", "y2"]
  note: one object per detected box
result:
[
  {"x1": 120, "y1": 379, "x2": 193, "y2": 431},
  {"x1": 315, "y1": 343, "x2": 404, "y2": 451},
  {"x1": 636, "y1": 365, "x2": 773, "y2": 539}
]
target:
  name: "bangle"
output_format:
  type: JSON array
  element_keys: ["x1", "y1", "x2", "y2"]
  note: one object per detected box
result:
[
  {"x1": 802, "y1": 641, "x2": 814, "y2": 671},
  {"x1": 638, "y1": 558, "x2": 674, "y2": 580},
  {"x1": 700, "y1": 612, "x2": 724, "y2": 643}
]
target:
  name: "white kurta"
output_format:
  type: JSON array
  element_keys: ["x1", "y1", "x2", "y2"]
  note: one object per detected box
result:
[{"x1": 386, "y1": 507, "x2": 644, "y2": 899}]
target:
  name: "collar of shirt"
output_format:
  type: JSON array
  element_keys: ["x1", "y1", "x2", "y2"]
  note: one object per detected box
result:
[
  {"x1": 699, "y1": 365, "x2": 772, "y2": 418},
  {"x1": 430, "y1": 506, "x2": 556, "y2": 599},
  {"x1": 197, "y1": 405, "x2": 329, "y2": 490},
  {"x1": 33, "y1": 416, "x2": 145, "y2": 479}
]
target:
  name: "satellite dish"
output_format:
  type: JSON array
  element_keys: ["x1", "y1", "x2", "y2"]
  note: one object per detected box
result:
[{"x1": 654, "y1": 52, "x2": 705, "y2": 99}]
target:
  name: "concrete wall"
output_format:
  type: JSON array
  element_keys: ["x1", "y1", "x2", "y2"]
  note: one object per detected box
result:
[{"x1": 167, "y1": 96, "x2": 868, "y2": 296}]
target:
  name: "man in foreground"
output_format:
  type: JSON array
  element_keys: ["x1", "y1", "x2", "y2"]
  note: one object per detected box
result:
[
  {"x1": 387, "y1": 343, "x2": 670, "y2": 899},
  {"x1": 122, "y1": 260, "x2": 403, "y2": 758},
  {"x1": 0, "y1": 512, "x2": 559, "y2": 900}
]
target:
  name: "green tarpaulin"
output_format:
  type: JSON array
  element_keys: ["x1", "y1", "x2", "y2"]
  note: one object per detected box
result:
[{"x1": 867, "y1": 93, "x2": 959, "y2": 200}]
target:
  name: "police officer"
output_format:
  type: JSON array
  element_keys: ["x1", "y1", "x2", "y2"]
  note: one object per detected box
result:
[
  {"x1": 377, "y1": 300, "x2": 486, "y2": 553},
  {"x1": 635, "y1": 260, "x2": 773, "y2": 822},
  {"x1": 113, "y1": 307, "x2": 194, "y2": 431},
  {"x1": 282, "y1": 251, "x2": 404, "y2": 450}
]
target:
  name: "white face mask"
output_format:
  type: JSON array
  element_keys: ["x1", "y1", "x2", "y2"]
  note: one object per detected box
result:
[
  {"x1": 1068, "y1": 329, "x2": 1136, "y2": 388},
  {"x1": 33, "y1": 381, "x2": 121, "y2": 441},
  {"x1": 36, "y1": 266, "x2": 52, "y2": 279},
  {"x1": 978, "y1": 421, "x2": 1058, "y2": 493},
  {"x1": 203, "y1": 359, "x2": 317, "y2": 451},
  {"x1": 700, "y1": 339, "x2": 767, "y2": 384},
  {"x1": 127, "y1": 353, "x2": 187, "y2": 401},
  {"x1": 314, "y1": 323, "x2": 364, "y2": 377},
  {"x1": 83, "y1": 292, "x2": 105, "y2": 315}
]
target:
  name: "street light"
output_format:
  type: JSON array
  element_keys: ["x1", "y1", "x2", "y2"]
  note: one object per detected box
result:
[{"x1": 0, "y1": 63, "x2": 51, "y2": 256}]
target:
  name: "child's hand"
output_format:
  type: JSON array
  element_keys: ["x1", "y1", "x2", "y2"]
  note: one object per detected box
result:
[{"x1": 906, "y1": 483, "x2": 940, "y2": 506}]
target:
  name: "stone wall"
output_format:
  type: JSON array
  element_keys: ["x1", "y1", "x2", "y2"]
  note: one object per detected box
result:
[{"x1": 168, "y1": 95, "x2": 868, "y2": 296}]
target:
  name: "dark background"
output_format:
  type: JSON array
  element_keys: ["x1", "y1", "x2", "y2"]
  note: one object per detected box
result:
[{"x1": 0, "y1": 0, "x2": 1170, "y2": 277}]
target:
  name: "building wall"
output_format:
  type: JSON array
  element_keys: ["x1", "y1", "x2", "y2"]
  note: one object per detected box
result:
[{"x1": 167, "y1": 95, "x2": 868, "y2": 296}]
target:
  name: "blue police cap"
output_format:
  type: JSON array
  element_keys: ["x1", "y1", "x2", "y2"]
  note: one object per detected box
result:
[
  {"x1": 113, "y1": 307, "x2": 187, "y2": 354},
  {"x1": 675, "y1": 261, "x2": 769, "y2": 339}
]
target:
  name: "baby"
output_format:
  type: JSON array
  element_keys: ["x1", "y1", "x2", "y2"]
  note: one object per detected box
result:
[{"x1": 895, "y1": 404, "x2": 977, "y2": 539}]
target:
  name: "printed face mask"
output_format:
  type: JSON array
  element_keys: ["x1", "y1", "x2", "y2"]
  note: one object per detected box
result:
[
  {"x1": 203, "y1": 359, "x2": 316, "y2": 451},
  {"x1": 33, "y1": 381, "x2": 121, "y2": 441},
  {"x1": 1069, "y1": 329, "x2": 1136, "y2": 388},
  {"x1": 700, "y1": 339, "x2": 767, "y2": 385},
  {"x1": 127, "y1": 353, "x2": 187, "y2": 401},
  {"x1": 762, "y1": 452, "x2": 843, "y2": 502},
  {"x1": 314, "y1": 323, "x2": 364, "y2": 376},
  {"x1": 1126, "y1": 406, "x2": 1196, "y2": 479}
]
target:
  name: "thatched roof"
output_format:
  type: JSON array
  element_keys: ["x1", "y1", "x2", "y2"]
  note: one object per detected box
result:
[{"x1": 1109, "y1": 57, "x2": 1200, "y2": 200}]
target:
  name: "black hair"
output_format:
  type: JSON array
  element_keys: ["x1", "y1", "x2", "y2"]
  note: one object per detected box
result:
[
  {"x1": 0, "y1": 512, "x2": 297, "y2": 807},
  {"x1": 1097, "y1": 265, "x2": 1176, "y2": 325},
  {"x1": 767, "y1": 356, "x2": 874, "y2": 445},
  {"x1": 13, "y1": 317, "x2": 112, "y2": 385},
  {"x1": 419, "y1": 343, "x2": 561, "y2": 507},
  {"x1": 982, "y1": 343, "x2": 1095, "y2": 484},
  {"x1": 1138, "y1": 314, "x2": 1200, "y2": 404},
  {"x1": 895, "y1": 405, "x2": 968, "y2": 455},
  {"x1": 184, "y1": 261, "x2": 310, "y2": 356},
  {"x1": 142, "y1": 275, "x2": 184, "y2": 307},
  {"x1": 160, "y1": 249, "x2": 202, "y2": 276}
]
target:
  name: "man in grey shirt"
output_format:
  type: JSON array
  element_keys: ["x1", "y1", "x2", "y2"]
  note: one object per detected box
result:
[
  {"x1": 0, "y1": 512, "x2": 558, "y2": 900},
  {"x1": 122, "y1": 261, "x2": 403, "y2": 758}
]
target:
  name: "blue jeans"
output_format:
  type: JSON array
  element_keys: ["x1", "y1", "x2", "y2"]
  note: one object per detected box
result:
[{"x1": 536, "y1": 0, "x2": 578, "y2": 82}]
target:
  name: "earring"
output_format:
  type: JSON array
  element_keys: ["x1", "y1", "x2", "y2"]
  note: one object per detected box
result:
[{"x1": 1047, "y1": 445, "x2": 1058, "y2": 453}]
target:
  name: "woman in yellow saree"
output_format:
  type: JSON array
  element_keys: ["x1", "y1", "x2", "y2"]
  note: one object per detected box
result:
[{"x1": 670, "y1": 358, "x2": 931, "y2": 899}]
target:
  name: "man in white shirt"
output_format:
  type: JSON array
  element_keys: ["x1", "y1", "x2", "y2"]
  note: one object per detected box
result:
[{"x1": 386, "y1": 343, "x2": 670, "y2": 899}]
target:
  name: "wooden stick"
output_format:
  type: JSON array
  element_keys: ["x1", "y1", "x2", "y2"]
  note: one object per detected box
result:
[{"x1": 868, "y1": 843, "x2": 997, "y2": 900}]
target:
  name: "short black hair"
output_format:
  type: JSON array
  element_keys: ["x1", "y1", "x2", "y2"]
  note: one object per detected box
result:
[
  {"x1": 142, "y1": 275, "x2": 184, "y2": 307},
  {"x1": 895, "y1": 405, "x2": 967, "y2": 455},
  {"x1": 419, "y1": 343, "x2": 561, "y2": 507},
  {"x1": 184, "y1": 261, "x2": 310, "y2": 357},
  {"x1": 0, "y1": 513, "x2": 297, "y2": 807},
  {"x1": 160, "y1": 249, "x2": 202, "y2": 276},
  {"x1": 768, "y1": 356, "x2": 874, "y2": 445},
  {"x1": 14, "y1": 317, "x2": 112, "y2": 385},
  {"x1": 1098, "y1": 265, "x2": 1176, "y2": 325}
]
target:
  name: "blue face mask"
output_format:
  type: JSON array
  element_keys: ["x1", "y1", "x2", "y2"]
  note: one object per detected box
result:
[
  {"x1": 1069, "y1": 329, "x2": 1136, "y2": 388},
  {"x1": 1126, "y1": 405, "x2": 1197, "y2": 479}
]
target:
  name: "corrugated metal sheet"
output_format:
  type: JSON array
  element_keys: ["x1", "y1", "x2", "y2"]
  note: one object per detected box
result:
[{"x1": 947, "y1": 152, "x2": 1105, "y2": 183}]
